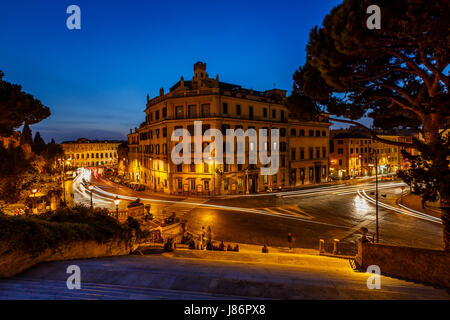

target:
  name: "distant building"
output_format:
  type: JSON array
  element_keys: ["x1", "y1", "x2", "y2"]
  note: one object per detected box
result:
[
  {"x1": 128, "y1": 62, "x2": 330, "y2": 196},
  {"x1": 329, "y1": 132, "x2": 375, "y2": 178},
  {"x1": 61, "y1": 138, "x2": 122, "y2": 168},
  {"x1": 329, "y1": 130, "x2": 417, "y2": 178}
]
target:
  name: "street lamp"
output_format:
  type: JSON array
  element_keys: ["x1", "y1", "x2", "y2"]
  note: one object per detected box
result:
[
  {"x1": 88, "y1": 185, "x2": 94, "y2": 209},
  {"x1": 31, "y1": 188, "x2": 37, "y2": 213},
  {"x1": 370, "y1": 149, "x2": 379, "y2": 243},
  {"x1": 60, "y1": 158, "x2": 71, "y2": 206},
  {"x1": 114, "y1": 196, "x2": 120, "y2": 219}
]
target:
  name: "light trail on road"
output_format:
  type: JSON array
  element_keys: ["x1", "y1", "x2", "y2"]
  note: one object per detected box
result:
[
  {"x1": 357, "y1": 189, "x2": 441, "y2": 224},
  {"x1": 72, "y1": 168, "x2": 355, "y2": 229}
]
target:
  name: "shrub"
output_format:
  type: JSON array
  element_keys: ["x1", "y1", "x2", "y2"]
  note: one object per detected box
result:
[{"x1": 0, "y1": 205, "x2": 145, "y2": 256}]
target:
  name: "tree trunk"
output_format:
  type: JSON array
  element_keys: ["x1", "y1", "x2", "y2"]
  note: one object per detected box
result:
[{"x1": 423, "y1": 114, "x2": 450, "y2": 251}]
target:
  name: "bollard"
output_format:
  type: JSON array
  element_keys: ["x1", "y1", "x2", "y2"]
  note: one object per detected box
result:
[
  {"x1": 333, "y1": 239, "x2": 340, "y2": 255},
  {"x1": 319, "y1": 239, "x2": 325, "y2": 253}
]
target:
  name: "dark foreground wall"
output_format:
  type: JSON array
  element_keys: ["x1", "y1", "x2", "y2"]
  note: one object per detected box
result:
[
  {"x1": 356, "y1": 239, "x2": 450, "y2": 288},
  {"x1": 0, "y1": 240, "x2": 135, "y2": 278}
]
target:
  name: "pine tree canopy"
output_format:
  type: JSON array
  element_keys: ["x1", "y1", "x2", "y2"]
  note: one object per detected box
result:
[
  {"x1": 0, "y1": 71, "x2": 51, "y2": 137},
  {"x1": 290, "y1": 0, "x2": 449, "y2": 136}
]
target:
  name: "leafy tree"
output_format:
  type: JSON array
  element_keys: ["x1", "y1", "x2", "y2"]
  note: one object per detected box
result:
[
  {"x1": 32, "y1": 131, "x2": 46, "y2": 155},
  {"x1": 20, "y1": 123, "x2": 33, "y2": 146},
  {"x1": 41, "y1": 139, "x2": 63, "y2": 172},
  {"x1": 0, "y1": 145, "x2": 35, "y2": 202},
  {"x1": 0, "y1": 70, "x2": 50, "y2": 137},
  {"x1": 289, "y1": 0, "x2": 450, "y2": 249}
]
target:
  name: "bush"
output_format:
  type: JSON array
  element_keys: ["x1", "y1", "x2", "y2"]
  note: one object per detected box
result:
[{"x1": 0, "y1": 205, "x2": 144, "y2": 256}]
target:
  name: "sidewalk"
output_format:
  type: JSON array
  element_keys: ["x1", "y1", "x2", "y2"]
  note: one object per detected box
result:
[{"x1": 398, "y1": 192, "x2": 442, "y2": 219}]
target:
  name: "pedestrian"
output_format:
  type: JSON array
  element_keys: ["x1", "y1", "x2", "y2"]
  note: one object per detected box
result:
[
  {"x1": 207, "y1": 226, "x2": 212, "y2": 243},
  {"x1": 262, "y1": 244, "x2": 269, "y2": 253},
  {"x1": 219, "y1": 241, "x2": 225, "y2": 251},
  {"x1": 287, "y1": 232, "x2": 293, "y2": 251},
  {"x1": 201, "y1": 226, "x2": 206, "y2": 250}
]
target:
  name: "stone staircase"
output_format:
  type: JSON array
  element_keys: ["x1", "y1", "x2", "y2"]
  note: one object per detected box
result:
[{"x1": 0, "y1": 277, "x2": 247, "y2": 300}]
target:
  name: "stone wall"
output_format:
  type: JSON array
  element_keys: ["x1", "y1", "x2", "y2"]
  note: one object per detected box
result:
[
  {"x1": 356, "y1": 239, "x2": 450, "y2": 288},
  {"x1": 0, "y1": 239, "x2": 136, "y2": 278}
]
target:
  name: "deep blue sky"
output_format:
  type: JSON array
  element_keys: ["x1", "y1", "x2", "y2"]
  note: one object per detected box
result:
[{"x1": 0, "y1": 0, "x2": 357, "y2": 142}]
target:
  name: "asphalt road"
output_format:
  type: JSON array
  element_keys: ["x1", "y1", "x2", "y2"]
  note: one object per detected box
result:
[{"x1": 71, "y1": 169, "x2": 444, "y2": 255}]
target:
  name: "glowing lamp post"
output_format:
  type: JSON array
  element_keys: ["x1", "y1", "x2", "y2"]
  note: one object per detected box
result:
[
  {"x1": 31, "y1": 188, "x2": 37, "y2": 213},
  {"x1": 114, "y1": 196, "x2": 120, "y2": 219},
  {"x1": 88, "y1": 185, "x2": 94, "y2": 209}
]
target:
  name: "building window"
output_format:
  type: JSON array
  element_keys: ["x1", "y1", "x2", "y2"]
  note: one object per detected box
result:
[
  {"x1": 322, "y1": 147, "x2": 326, "y2": 158},
  {"x1": 291, "y1": 129, "x2": 296, "y2": 136},
  {"x1": 280, "y1": 128, "x2": 286, "y2": 137},
  {"x1": 224, "y1": 179, "x2": 229, "y2": 191},
  {"x1": 188, "y1": 104, "x2": 197, "y2": 118},
  {"x1": 299, "y1": 129, "x2": 305, "y2": 136},
  {"x1": 190, "y1": 163, "x2": 196, "y2": 172},
  {"x1": 309, "y1": 147, "x2": 314, "y2": 159},
  {"x1": 177, "y1": 164, "x2": 182, "y2": 172},
  {"x1": 223, "y1": 103, "x2": 228, "y2": 114},
  {"x1": 190, "y1": 179, "x2": 195, "y2": 190},
  {"x1": 339, "y1": 159, "x2": 343, "y2": 166},
  {"x1": 309, "y1": 130, "x2": 314, "y2": 136},
  {"x1": 176, "y1": 106, "x2": 184, "y2": 119},
  {"x1": 281, "y1": 156, "x2": 285, "y2": 168},
  {"x1": 280, "y1": 110, "x2": 285, "y2": 122},
  {"x1": 322, "y1": 130, "x2": 326, "y2": 137},
  {"x1": 315, "y1": 130, "x2": 320, "y2": 137},
  {"x1": 162, "y1": 107, "x2": 167, "y2": 118},
  {"x1": 300, "y1": 148, "x2": 305, "y2": 160},
  {"x1": 155, "y1": 110, "x2": 160, "y2": 120},
  {"x1": 201, "y1": 104, "x2": 210, "y2": 117},
  {"x1": 162, "y1": 127, "x2": 167, "y2": 137},
  {"x1": 249, "y1": 106, "x2": 254, "y2": 119},
  {"x1": 236, "y1": 104, "x2": 241, "y2": 116},
  {"x1": 272, "y1": 109, "x2": 276, "y2": 119},
  {"x1": 204, "y1": 180, "x2": 209, "y2": 191},
  {"x1": 291, "y1": 149, "x2": 296, "y2": 161},
  {"x1": 177, "y1": 179, "x2": 182, "y2": 190},
  {"x1": 316, "y1": 147, "x2": 320, "y2": 158},
  {"x1": 263, "y1": 108, "x2": 268, "y2": 118}
]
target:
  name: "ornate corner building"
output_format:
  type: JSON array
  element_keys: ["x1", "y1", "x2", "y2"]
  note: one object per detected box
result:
[{"x1": 128, "y1": 62, "x2": 330, "y2": 196}]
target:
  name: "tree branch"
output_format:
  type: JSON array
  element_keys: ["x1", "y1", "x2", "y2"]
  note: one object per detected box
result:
[{"x1": 321, "y1": 113, "x2": 417, "y2": 149}]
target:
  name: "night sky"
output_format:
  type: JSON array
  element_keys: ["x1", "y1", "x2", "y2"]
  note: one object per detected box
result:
[{"x1": 1, "y1": 0, "x2": 365, "y2": 143}]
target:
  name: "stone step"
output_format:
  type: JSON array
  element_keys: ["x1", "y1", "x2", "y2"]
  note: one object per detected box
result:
[{"x1": 0, "y1": 277, "x2": 248, "y2": 300}]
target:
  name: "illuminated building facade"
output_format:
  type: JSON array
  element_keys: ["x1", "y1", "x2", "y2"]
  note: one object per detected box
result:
[
  {"x1": 329, "y1": 133, "x2": 375, "y2": 178},
  {"x1": 128, "y1": 62, "x2": 330, "y2": 196},
  {"x1": 330, "y1": 132, "x2": 416, "y2": 178},
  {"x1": 61, "y1": 138, "x2": 121, "y2": 168}
]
